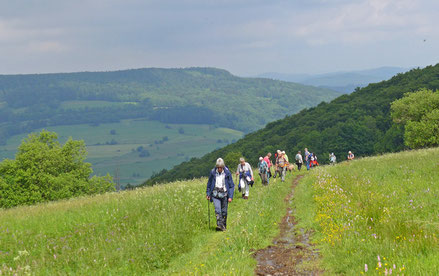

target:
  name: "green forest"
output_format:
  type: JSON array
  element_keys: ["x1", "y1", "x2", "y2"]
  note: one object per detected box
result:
[
  {"x1": 144, "y1": 64, "x2": 439, "y2": 186},
  {"x1": 0, "y1": 67, "x2": 341, "y2": 145}
]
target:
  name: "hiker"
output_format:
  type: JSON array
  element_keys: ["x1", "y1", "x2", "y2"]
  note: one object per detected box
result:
[
  {"x1": 304, "y1": 148, "x2": 311, "y2": 170},
  {"x1": 258, "y1": 157, "x2": 269, "y2": 186},
  {"x1": 276, "y1": 151, "x2": 288, "y2": 182},
  {"x1": 236, "y1": 157, "x2": 254, "y2": 199},
  {"x1": 263, "y1": 152, "x2": 273, "y2": 180},
  {"x1": 273, "y1": 150, "x2": 281, "y2": 178},
  {"x1": 310, "y1": 153, "x2": 319, "y2": 167},
  {"x1": 329, "y1": 153, "x2": 336, "y2": 164},
  {"x1": 295, "y1": 151, "x2": 303, "y2": 171},
  {"x1": 347, "y1": 151, "x2": 355, "y2": 161},
  {"x1": 206, "y1": 158, "x2": 234, "y2": 231}
]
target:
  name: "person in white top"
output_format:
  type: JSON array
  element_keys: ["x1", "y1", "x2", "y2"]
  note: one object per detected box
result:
[
  {"x1": 236, "y1": 157, "x2": 254, "y2": 199},
  {"x1": 206, "y1": 158, "x2": 235, "y2": 231}
]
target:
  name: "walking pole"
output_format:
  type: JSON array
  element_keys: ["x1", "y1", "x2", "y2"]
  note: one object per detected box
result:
[{"x1": 207, "y1": 199, "x2": 211, "y2": 229}]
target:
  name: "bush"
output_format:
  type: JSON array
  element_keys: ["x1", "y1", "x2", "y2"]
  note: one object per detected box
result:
[{"x1": 0, "y1": 130, "x2": 114, "y2": 208}]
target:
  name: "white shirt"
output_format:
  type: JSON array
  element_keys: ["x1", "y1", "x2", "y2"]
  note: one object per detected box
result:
[{"x1": 215, "y1": 169, "x2": 227, "y2": 191}]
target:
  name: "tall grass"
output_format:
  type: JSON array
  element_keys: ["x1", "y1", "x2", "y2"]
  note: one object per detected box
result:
[
  {"x1": 0, "y1": 171, "x2": 297, "y2": 275},
  {"x1": 294, "y1": 148, "x2": 439, "y2": 275}
]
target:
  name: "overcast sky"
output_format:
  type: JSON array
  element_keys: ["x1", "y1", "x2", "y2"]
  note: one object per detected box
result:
[{"x1": 0, "y1": 0, "x2": 438, "y2": 76}]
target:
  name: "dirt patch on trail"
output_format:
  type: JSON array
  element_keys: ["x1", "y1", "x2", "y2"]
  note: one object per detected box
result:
[{"x1": 254, "y1": 175, "x2": 322, "y2": 275}]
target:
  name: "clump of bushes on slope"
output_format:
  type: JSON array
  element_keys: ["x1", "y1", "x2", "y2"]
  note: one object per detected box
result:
[
  {"x1": 0, "y1": 130, "x2": 114, "y2": 208},
  {"x1": 391, "y1": 88, "x2": 439, "y2": 149}
]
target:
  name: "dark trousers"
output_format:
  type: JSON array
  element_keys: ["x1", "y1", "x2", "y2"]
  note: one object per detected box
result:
[
  {"x1": 296, "y1": 162, "x2": 302, "y2": 171},
  {"x1": 212, "y1": 196, "x2": 228, "y2": 227}
]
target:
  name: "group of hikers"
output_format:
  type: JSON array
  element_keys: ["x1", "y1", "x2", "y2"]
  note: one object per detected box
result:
[{"x1": 206, "y1": 149, "x2": 355, "y2": 231}]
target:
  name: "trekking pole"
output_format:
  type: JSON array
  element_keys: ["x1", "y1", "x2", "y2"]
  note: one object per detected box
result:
[{"x1": 207, "y1": 199, "x2": 211, "y2": 229}]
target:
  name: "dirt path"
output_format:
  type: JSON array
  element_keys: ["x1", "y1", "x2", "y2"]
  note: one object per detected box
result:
[{"x1": 254, "y1": 175, "x2": 322, "y2": 275}]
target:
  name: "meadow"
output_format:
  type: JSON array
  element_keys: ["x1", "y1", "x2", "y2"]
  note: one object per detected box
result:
[
  {"x1": 0, "y1": 168, "x2": 297, "y2": 275},
  {"x1": 294, "y1": 147, "x2": 439, "y2": 274},
  {"x1": 0, "y1": 119, "x2": 243, "y2": 186}
]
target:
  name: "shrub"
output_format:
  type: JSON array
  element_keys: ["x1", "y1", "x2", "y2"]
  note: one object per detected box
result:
[{"x1": 0, "y1": 130, "x2": 114, "y2": 208}]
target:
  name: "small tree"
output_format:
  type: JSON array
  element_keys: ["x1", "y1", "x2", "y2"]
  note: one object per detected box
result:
[
  {"x1": 224, "y1": 151, "x2": 242, "y2": 172},
  {"x1": 0, "y1": 130, "x2": 114, "y2": 208},
  {"x1": 391, "y1": 88, "x2": 439, "y2": 148}
]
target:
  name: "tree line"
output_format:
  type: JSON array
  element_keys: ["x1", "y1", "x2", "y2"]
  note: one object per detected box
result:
[
  {"x1": 143, "y1": 64, "x2": 439, "y2": 186},
  {"x1": 0, "y1": 67, "x2": 341, "y2": 144}
]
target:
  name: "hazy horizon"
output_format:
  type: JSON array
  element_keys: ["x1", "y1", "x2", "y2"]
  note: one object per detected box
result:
[{"x1": 1, "y1": 0, "x2": 438, "y2": 76}]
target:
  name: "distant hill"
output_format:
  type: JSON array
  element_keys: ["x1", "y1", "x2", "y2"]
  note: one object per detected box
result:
[
  {"x1": 145, "y1": 64, "x2": 439, "y2": 185},
  {"x1": 258, "y1": 66, "x2": 411, "y2": 93},
  {"x1": 0, "y1": 67, "x2": 341, "y2": 144},
  {"x1": 0, "y1": 67, "x2": 342, "y2": 185}
]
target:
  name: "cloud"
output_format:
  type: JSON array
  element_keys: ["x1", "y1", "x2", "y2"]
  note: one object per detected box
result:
[{"x1": 0, "y1": 0, "x2": 438, "y2": 75}]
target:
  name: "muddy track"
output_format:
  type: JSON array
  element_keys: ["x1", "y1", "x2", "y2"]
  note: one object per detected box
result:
[{"x1": 254, "y1": 175, "x2": 322, "y2": 275}]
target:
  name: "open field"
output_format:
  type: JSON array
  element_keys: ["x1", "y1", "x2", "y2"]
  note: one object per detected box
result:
[
  {"x1": 0, "y1": 169, "x2": 297, "y2": 275},
  {"x1": 294, "y1": 147, "x2": 439, "y2": 274},
  {"x1": 0, "y1": 119, "x2": 243, "y2": 186}
]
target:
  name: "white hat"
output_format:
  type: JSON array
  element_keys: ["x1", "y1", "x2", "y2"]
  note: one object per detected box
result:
[
  {"x1": 282, "y1": 151, "x2": 286, "y2": 154},
  {"x1": 259, "y1": 157, "x2": 263, "y2": 161}
]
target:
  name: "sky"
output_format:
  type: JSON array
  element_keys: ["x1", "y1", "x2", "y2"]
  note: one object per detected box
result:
[{"x1": 0, "y1": 0, "x2": 438, "y2": 76}]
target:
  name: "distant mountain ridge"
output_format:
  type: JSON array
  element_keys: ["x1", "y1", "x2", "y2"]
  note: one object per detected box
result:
[
  {"x1": 258, "y1": 66, "x2": 411, "y2": 93},
  {"x1": 0, "y1": 68, "x2": 342, "y2": 140}
]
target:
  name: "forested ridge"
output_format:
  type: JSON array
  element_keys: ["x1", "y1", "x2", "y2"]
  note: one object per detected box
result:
[
  {"x1": 144, "y1": 64, "x2": 439, "y2": 186},
  {"x1": 0, "y1": 67, "x2": 340, "y2": 144}
]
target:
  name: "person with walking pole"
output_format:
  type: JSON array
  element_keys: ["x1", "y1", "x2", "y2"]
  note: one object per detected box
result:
[{"x1": 206, "y1": 158, "x2": 234, "y2": 231}]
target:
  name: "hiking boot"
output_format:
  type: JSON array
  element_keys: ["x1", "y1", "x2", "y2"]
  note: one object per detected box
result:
[
  {"x1": 216, "y1": 225, "x2": 226, "y2": 231},
  {"x1": 244, "y1": 196, "x2": 248, "y2": 200},
  {"x1": 242, "y1": 194, "x2": 245, "y2": 198},
  {"x1": 215, "y1": 213, "x2": 224, "y2": 231}
]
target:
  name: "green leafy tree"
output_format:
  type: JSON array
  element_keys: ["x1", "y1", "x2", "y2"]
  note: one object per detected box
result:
[
  {"x1": 224, "y1": 151, "x2": 242, "y2": 172},
  {"x1": 391, "y1": 89, "x2": 439, "y2": 148},
  {"x1": 0, "y1": 130, "x2": 114, "y2": 208}
]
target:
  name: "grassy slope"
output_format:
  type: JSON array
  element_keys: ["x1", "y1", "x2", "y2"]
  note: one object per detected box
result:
[
  {"x1": 294, "y1": 147, "x2": 439, "y2": 274},
  {"x1": 0, "y1": 120, "x2": 243, "y2": 186},
  {"x1": 0, "y1": 169, "x2": 297, "y2": 275}
]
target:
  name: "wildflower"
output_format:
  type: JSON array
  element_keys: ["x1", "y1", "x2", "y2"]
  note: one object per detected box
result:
[
  {"x1": 378, "y1": 261, "x2": 382, "y2": 268},
  {"x1": 365, "y1": 264, "x2": 368, "y2": 272},
  {"x1": 378, "y1": 255, "x2": 381, "y2": 262},
  {"x1": 54, "y1": 254, "x2": 57, "y2": 259}
]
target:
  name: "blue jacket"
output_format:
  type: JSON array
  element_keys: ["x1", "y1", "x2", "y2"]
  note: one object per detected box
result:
[{"x1": 206, "y1": 167, "x2": 235, "y2": 200}]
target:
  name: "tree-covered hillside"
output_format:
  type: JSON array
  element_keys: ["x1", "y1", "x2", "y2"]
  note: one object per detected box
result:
[
  {"x1": 0, "y1": 68, "x2": 341, "y2": 144},
  {"x1": 144, "y1": 64, "x2": 439, "y2": 186}
]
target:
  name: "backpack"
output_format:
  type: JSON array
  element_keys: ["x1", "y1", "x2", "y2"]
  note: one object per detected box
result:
[{"x1": 258, "y1": 160, "x2": 268, "y2": 173}]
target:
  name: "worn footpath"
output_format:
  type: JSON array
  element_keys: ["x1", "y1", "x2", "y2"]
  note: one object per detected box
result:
[{"x1": 254, "y1": 175, "x2": 322, "y2": 275}]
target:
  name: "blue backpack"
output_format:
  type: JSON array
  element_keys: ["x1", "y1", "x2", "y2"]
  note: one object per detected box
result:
[{"x1": 258, "y1": 160, "x2": 268, "y2": 174}]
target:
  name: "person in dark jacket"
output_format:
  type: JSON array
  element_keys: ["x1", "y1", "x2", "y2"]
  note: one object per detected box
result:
[{"x1": 206, "y1": 158, "x2": 235, "y2": 231}]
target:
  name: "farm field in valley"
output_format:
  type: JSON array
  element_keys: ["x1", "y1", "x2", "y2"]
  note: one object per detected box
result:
[{"x1": 0, "y1": 119, "x2": 243, "y2": 186}]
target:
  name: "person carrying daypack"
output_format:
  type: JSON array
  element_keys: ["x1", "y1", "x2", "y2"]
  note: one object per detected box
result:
[
  {"x1": 295, "y1": 150, "x2": 303, "y2": 171},
  {"x1": 329, "y1": 153, "x2": 336, "y2": 164},
  {"x1": 347, "y1": 151, "x2": 355, "y2": 161},
  {"x1": 304, "y1": 148, "x2": 311, "y2": 170},
  {"x1": 263, "y1": 153, "x2": 273, "y2": 180},
  {"x1": 258, "y1": 157, "x2": 269, "y2": 186},
  {"x1": 310, "y1": 153, "x2": 319, "y2": 167},
  {"x1": 276, "y1": 152, "x2": 288, "y2": 182},
  {"x1": 273, "y1": 150, "x2": 282, "y2": 178},
  {"x1": 236, "y1": 157, "x2": 254, "y2": 199},
  {"x1": 206, "y1": 158, "x2": 234, "y2": 231}
]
